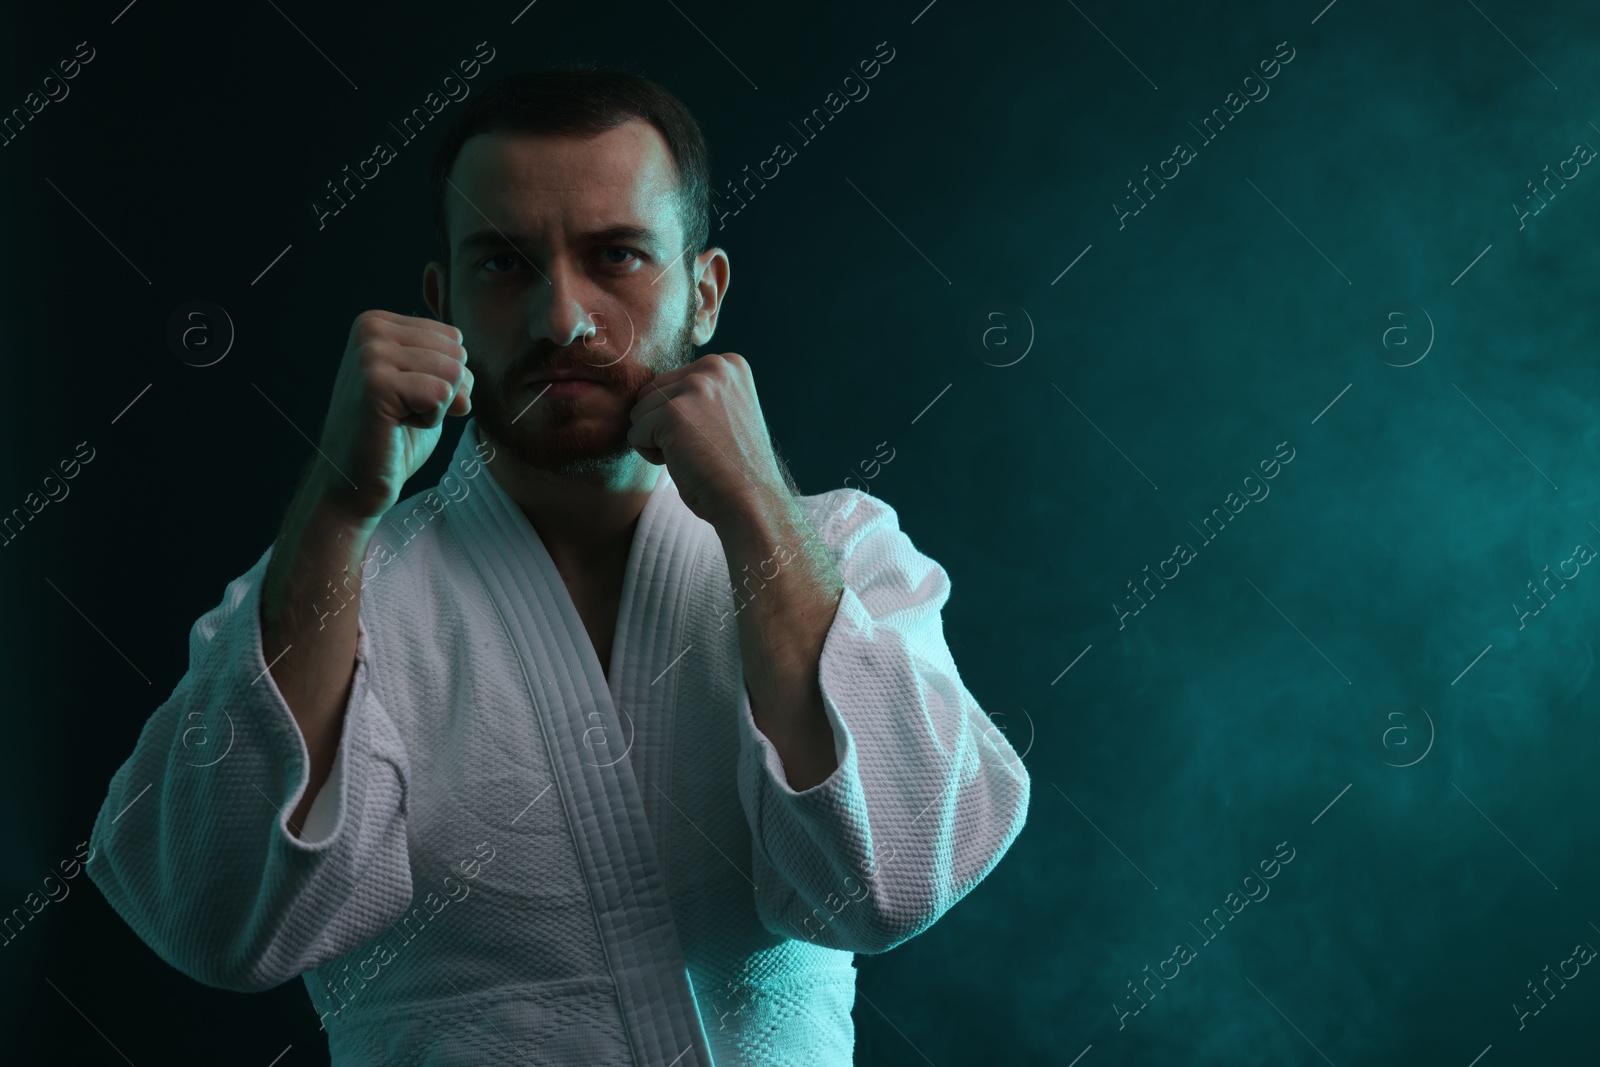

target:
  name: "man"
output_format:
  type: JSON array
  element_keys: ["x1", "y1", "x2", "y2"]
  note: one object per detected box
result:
[{"x1": 87, "y1": 66, "x2": 1030, "y2": 1066}]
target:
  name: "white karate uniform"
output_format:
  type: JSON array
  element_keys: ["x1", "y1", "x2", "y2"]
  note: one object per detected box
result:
[{"x1": 86, "y1": 418, "x2": 1030, "y2": 1065}]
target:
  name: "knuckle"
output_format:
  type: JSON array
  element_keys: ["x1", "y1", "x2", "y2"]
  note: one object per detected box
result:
[{"x1": 354, "y1": 310, "x2": 389, "y2": 339}]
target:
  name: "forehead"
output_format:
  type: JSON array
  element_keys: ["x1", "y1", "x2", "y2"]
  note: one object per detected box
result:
[{"x1": 444, "y1": 119, "x2": 683, "y2": 252}]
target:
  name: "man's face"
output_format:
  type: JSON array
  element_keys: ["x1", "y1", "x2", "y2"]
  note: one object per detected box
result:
[{"x1": 426, "y1": 121, "x2": 709, "y2": 477}]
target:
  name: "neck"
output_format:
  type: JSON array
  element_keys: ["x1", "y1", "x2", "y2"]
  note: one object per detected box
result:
[{"x1": 482, "y1": 444, "x2": 661, "y2": 573}]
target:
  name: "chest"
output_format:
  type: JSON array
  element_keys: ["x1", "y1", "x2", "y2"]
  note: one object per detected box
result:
[
  {"x1": 562, "y1": 570, "x2": 624, "y2": 680},
  {"x1": 364, "y1": 529, "x2": 757, "y2": 922}
]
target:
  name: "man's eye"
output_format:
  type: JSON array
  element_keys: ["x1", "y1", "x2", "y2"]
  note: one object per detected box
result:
[
  {"x1": 482, "y1": 254, "x2": 522, "y2": 273},
  {"x1": 600, "y1": 247, "x2": 639, "y2": 267}
]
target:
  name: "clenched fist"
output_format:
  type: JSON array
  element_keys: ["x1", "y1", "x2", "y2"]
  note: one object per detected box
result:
[{"x1": 313, "y1": 309, "x2": 473, "y2": 523}]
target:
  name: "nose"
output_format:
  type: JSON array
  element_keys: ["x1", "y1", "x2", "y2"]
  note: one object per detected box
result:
[{"x1": 529, "y1": 255, "x2": 598, "y2": 352}]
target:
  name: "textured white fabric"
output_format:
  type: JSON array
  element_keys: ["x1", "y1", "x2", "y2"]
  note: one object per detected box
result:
[{"x1": 86, "y1": 418, "x2": 1031, "y2": 1066}]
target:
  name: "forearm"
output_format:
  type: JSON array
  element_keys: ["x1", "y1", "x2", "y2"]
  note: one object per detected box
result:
[
  {"x1": 717, "y1": 487, "x2": 846, "y2": 792},
  {"x1": 260, "y1": 462, "x2": 379, "y2": 836}
]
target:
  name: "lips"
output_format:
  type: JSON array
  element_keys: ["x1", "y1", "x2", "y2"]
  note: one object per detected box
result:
[{"x1": 524, "y1": 369, "x2": 605, "y2": 387}]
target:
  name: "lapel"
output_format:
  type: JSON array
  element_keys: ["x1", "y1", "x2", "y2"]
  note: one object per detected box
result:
[{"x1": 447, "y1": 418, "x2": 714, "y2": 1066}]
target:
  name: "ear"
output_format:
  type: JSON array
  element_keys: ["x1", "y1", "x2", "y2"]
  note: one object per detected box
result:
[
  {"x1": 690, "y1": 247, "x2": 729, "y2": 346},
  {"x1": 423, "y1": 260, "x2": 450, "y2": 322}
]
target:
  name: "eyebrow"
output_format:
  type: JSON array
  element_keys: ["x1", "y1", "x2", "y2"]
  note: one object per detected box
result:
[{"x1": 457, "y1": 224, "x2": 664, "y2": 256}]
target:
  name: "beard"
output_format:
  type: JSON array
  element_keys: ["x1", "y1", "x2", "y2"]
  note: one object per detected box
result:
[{"x1": 470, "y1": 287, "x2": 700, "y2": 477}]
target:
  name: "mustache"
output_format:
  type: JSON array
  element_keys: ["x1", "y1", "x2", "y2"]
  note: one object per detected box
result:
[
  {"x1": 498, "y1": 304, "x2": 696, "y2": 390},
  {"x1": 512, "y1": 343, "x2": 629, "y2": 384}
]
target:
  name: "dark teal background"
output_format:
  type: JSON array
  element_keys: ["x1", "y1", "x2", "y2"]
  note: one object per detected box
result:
[{"x1": 4, "y1": 0, "x2": 1599, "y2": 1063}]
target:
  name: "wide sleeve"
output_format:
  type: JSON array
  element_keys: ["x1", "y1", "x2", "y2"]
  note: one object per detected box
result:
[
  {"x1": 735, "y1": 488, "x2": 1031, "y2": 955},
  {"x1": 85, "y1": 543, "x2": 414, "y2": 992}
]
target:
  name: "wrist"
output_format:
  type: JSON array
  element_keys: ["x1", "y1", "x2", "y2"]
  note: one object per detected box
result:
[
  {"x1": 713, "y1": 481, "x2": 794, "y2": 552},
  {"x1": 301, "y1": 463, "x2": 388, "y2": 536}
]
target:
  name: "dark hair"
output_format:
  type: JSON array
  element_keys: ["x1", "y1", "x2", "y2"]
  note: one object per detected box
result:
[{"x1": 429, "y1": 65, "x2": 712, "y2": 280}]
